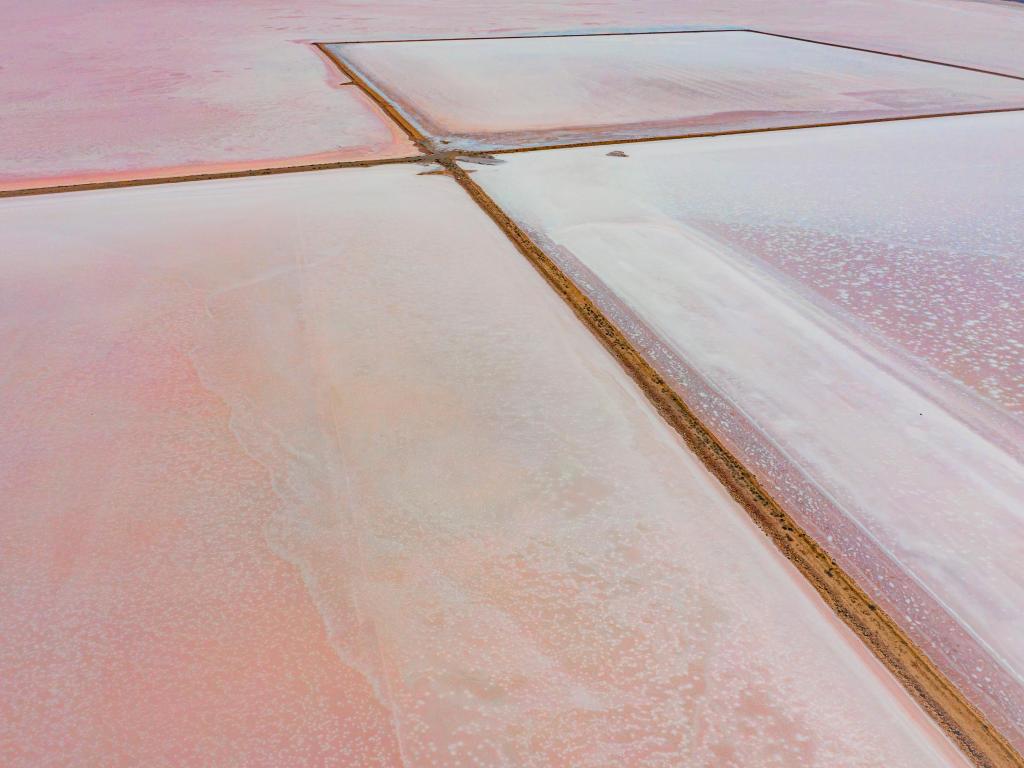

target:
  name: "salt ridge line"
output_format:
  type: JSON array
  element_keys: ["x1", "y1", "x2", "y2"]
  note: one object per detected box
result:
[
  {"x1": 12, "y1": 30, "x2": 1024, "y2": 199},
  {"x1": 0, "y1": 155, "x2": 425, "y2": 198},
  {"x1": 480, "y1": 106, "x2": 1024, "y2": 154},
  {"x1": 10, "y1": 106, "x2": 1020, "y2": 200},
  {"x1": 316, "y1": 43, "x2": 428, "y2": 147}
]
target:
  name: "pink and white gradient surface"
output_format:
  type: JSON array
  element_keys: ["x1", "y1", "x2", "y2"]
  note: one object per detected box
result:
[
  {"x1": 3, "y1": 0, "x2": 1024, "y2": 190},
  {"x1": 466, "y1": 111, "x2": 1024, "y2": 749},
  {"x1": 330, "y1": 31, "x2": 1024, "y2": 150},
  {"x1": 0, "y1": 166, "x2": 967, "y2": 767}
]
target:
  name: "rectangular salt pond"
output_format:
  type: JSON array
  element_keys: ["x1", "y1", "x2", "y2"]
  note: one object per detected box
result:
[
  {"x1": 0, "y1": 165, "x2": 965, "y2": 767},
  {"x1": 328, "y1": 30, "x2": 1024, "y2": 151},
  {"x1": 464, "y1": 111, "x2": 1024, "y2": 749}
]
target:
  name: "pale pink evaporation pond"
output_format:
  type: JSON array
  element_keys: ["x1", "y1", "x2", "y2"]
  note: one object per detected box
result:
[
  {"x1": 0, "y1": 166, "x2": 967, "y2": 767},
  {"x1": 466, "y1": 110, "x2": 1024, "y2": 748},
  {"x1": 329, "y1": 31, "x2": 1024, "y2": 151},
  {"x1": 4, "y1": 0, "x2": 1024, "y2": 189}
]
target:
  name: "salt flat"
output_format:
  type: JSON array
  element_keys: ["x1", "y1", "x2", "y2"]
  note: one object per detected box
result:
[
  {"x1": 465, "y1": 111, "x2": 1024, "y2": 745},
  {"x1": 4, "y1": 0, "x2": 1024, "y2": 191},
  {"x1": 0, "y1": 165, "x2": 966, "y2": 767},
  {"x1": 330, "y1": 31, "x2": 1024, "y2": 150}
]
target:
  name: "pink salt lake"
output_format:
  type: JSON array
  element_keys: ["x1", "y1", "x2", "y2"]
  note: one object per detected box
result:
[
  {"x1": 4, "y1": 0, "x2": 1024, "y2": 190},
  {"x1": 0, "y1": 166, "x2": 966, "y2": 766},
  {"x1": 328, "y1": 30, "x2": 1024, "y2": 151},
  {"x1": 466, "y1": 111, "x2": 1024, "y2": 749}
]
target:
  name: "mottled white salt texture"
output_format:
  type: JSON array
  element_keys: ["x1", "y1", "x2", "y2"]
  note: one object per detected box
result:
[
  {"x1": 7, "y1": 0, "x2": 1024, "y2": 190},
  {"x1": 466, "y1": 110, "x2": 1024, "y2": 744},
  {"x1": 329, "y1": 30, "x2": 1024, "y2": 150},
  {"x1": 0, "y1": 166, "x2": 965, "y2": 766}
]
